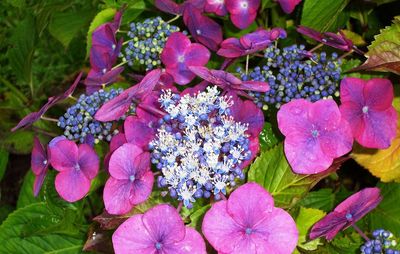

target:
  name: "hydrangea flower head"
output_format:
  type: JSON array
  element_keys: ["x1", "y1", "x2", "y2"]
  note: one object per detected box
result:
[
  {"x1": 103, "y1": 143, "x2": 154, "y2": 215},
  {"x1": 205, "y1": 0, "x2": 228, "y2": 16},
  {"x1": 277, "y1": 99, "x2": 353, "y2": 174},
  {"x1": 218, "y1": 28, "x2": 286, "y2": 58},
  {"x1": 202, "y1": 182, "x2": 298, "y2": 254},
  {"x1": 31, "y1": 137, "x2": 49, "y2": 196},
  {"x1": 112, "y1": 204, "x2": 206, "y2": 254},
  {"x1": 161, "y1": 32, "x2": 210, "y2": 85},
  {"x1": 49, "y1": 139, "x2": 99, "y2": 202},
  {"x1": 226, "y1": 0, "x2": 260, "y2": 29},
  {"x1": 339, "y1": 77, "x2": 397, "y2": 149},
  {"x1": 150, "y1": 87, "x2": 254, "y2": 208},
  {"x1": 310, "y1": 187, "x2": 382, "y2": 240},
  {"x1": 278, "y1": 0, "x2": 302, "y2": 14}
]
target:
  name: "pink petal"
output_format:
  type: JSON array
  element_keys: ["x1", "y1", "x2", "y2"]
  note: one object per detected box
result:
[
  {"x1": 230, "y1": 97, "x2": 264, "y2": 137},
  {"x1": 226, "y1": 0, "x2": 260, "y2": 14},
  {"x1": 217, "y1": 38, "x2": 244, "y2": 58},
  {"x1": 110, "y1": 133, "x2": 127, "y2": 152},
  {"x1": 103, "y1": 177, "x2": 134, "y2": 215},
  {"x1": 55, "y1": 169, "x2": 91, "y2": 202},
  {"x1": 230, "y1": 11, "x2": 257, "y2": 30},
  {"x1": 278, "y1": 0, "x2": 302, "y2": 14},
  {"x1": 112, "y1": 214, "x2": 155, "y2": 254},
  {"x1": 142, "y1": 204, "x2": 186, "y2": 245},
  {"x1": 33, "y1": 169, "x2": 48, "y2": 197},
  {"x1": 31, "y1": 137, "x2": 48, "y2": 175},
  {"x1": 202, "y1": 201, "x2": 243, "y2": 253},
  {"x1": 130, "y1": 171, "x2": 154, "y2": 205},
  {"x1": 309, "y1": 211, "x2": 347, "y2": 240},
  {"x1": 237, "y1": 81, "x2": 270, "y2": 92},
  {"x1": 167, "y1": 65, "x2": 195, "y2": 85},
  {"x1": 78, "y1": 144, "x2": 99, "y2": 180},
  {"x1": 318, "y1": 118, "x2": 353, "y2": 158},
  {"x1": 277, "y1": 99, "x2": 312, "y2": 136},
  {"x1": 161, "y1": 32, "x2": 191, "y2": 65},
  {"x1": 94, "y1": 91, "x2": 132, "y2": 122},
  {"x1": 155, "y1": 0, "x2": 182, "y2": 15},
  {"x1": 109, "y1": 143, "x2": 144, "y2": 179},
  {"x1": 340, "y1": 77, "x2": 365, "y2": 106},
  {"x1": 164, "y1": 227, "x2": 207, "y2": 254},
  {"x1": 125, "y1": 116, "x2": 155, "y2": 148},
  {"x1": 205, "y1": 0, "x2": 228, "y2": 16},
  {"x1": 49, "y1": 140, "x2": 78, "y2": 171},
  {"x1": 364, "y1": 78, "x2": 394, "y2": 111},
  {"x1": 227, "y1": 183, "x2": 274, "y2": 228},
  {"x1": 184, "y1": 44, "x2": 211, "y2": 67}
]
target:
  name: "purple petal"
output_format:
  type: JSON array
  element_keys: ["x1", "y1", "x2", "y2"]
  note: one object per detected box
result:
[
  {"x1": 237, "y1": 80, "x2": 270, "y2": 92},
  {"x1": 184, "y1": 44, "x2": 211, "y2": 67},
  {"x1": 230, "y1": 97, "x2": 264, "y2": 137},
  {"x1": 309, "y1": 211, "x2": 348, "y2": 240},
  {"x1": 202, "y1": 201, "x2": 243, "y2": 253},
  {"x1": 33, "y1": 169, "x2": 48, "y2": 197},
  {"x1": 124, "y1": 116, "x2": 155, "y2": 148},
  {"x1": 128, "y1": 69, "x2": 162, "y2": 100},
  {"x1": 49, "y1": 140, "x2": 78, "y2": 172},
  {"x1": 94, "y1": 91, "x2": 132, "y2": 122},
  {"x1": 364, "y1": 78, "x2": 394, "y2": 111},
  {"x1": 227, "y1": 183, "x2": 274, "y2": 228},
  {"x1": 164, "y1": 227, "x2": 207, "y2": 254},
  {"x1": 230, "y1": 11, "x2": 257, "y2": 30},
  {"x1": 142, "y1": 204, "x2": 186, "y2": 245},
  {"x1": 205, "y1": 0, "x2": 228, "y2": 16},
  {"x1": 226, "y1": 0, "x2": 260, "y2": 14},
  {"x1": 181, "y1": 81, "x2": 208, "y2": 96},
  {"x1": 85, "y1": 67, "x2": 124, "y2": 94},
  {"x1": 11, "y1": 112, "x2": 41, "y2": 132},
  {"x1": 155, "y1": 0, "x2": 182, "y2": 15},
  {"x1": 130, "y1": 170, "x2": 154, "y2": 205},
  {"x1": 296, "y1": 26, "x2": 324, "y2": 42},
  {"x1": 78, "y1": 144, "x2": 99, "y2": 180},
  {"x1": 62, "y1": 72, "x2": 83, "y2": 99},
  {"x1": 55, "y1": 169, "x2": 91, "y2": 202},
  {"x1": 161, "y1": 32, "x2": 192, "y2": 68},
  {"x1": 112, "y1": 214, "x2": 155, "y2": 254},
  {"x1": 108, "y1": 143, "x2": 144, "y2": 179},
  {"x1": 278, "y1": 0, "x2": 302, "y2": 14},
  {"x1": 31, "y1": 137, "x2": 48, "y2": 175},
  {"x1": 104, "y1": 177, "x2": 134, "y2": 215},
  {"x1": 217, "y1": 38, "x2": 245, "y2": 58},
  {"x1": 277, "y1": 99, "x2": 312, "y2": 136}
]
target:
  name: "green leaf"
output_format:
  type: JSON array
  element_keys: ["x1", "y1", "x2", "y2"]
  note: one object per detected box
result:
[
  {"x1": 313, "y1": 232, "x2": 362, "y2": 254},
  {"x1": 86, "y1": 8, "x2": 117, "y2": 57},
  {"x1": 368, "y1": 182, "x2": 400, "y2": 233},
  {"x1": 49, "y1": 8, "x2": 93, "y2": 48},
  {"x1": 123, "y1": 1, "x2": 146, "y2": 24},
  {"x1": 259, "y1": 122, "x2": 279, "y2": 152},
  {"x1": 3, "y1": 130, "x2": 34, "y2": 154},
  {"x1": 301, "y1": 0, "x2": 350, "y2": 32},
  {"x1": 353, "y1": 16, "x2": 400, "y2": 74},
  {"x1": 0, "y1": 203, "x2": 85, "y2": 254},
  {"x1": 248, "y1": 143, "x2": 335, "y2": 209},
  {"x1": 17, "y1": 171, "x2": 43, "y2": 209},
  {"x1": 188, "y1": 204, "x2": 211, "y2": 232},
  {"x1": 295, "y1": 207, "x2": 326, "y2": 251},
  {"x1": 0, "y1": 148, "x2": 9, "y2": 182},
  {"x1": 299, "y1": 188, "x2": 335, "y2": 212}
]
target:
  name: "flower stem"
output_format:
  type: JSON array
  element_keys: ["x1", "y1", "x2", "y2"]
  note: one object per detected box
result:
[
  {"x1": 167, "y1": 15, "x2": 180, "y2": 24},
  {"x1": 339, "y1": 50, "x2": 354, "y2": 60},
  {"x1": 352, "y1": 224, "x2": 369, "y2": 241},
  {"x1": 41, "y1": 116, "x2": 59, "y2": 123},
  {"x1": 113, "y1": 61, "x2": 128, "y2": 69},
  {"x1": 68, "y1": 95, "x2": 77, "y2": 101},
  {"x1": 245, "y1": 55, "x2": 250, "y2": 75},
  {"x1": 309, "y1": 43, "x2": 323, "y2": 53}
]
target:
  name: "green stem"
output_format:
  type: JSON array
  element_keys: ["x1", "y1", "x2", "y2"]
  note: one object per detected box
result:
[
  {"x1": 40, "y1": 116, "x2": 59, "y2": 123},
  {"x1": 167, "y1": 15, "x2": 180, "y2": 24},
  {"x1": 245, "y1": 55, "x2": 250, "y2": 76},
  {"x1": 113, "y1": 61, "x2": 129, "y2": 69}
]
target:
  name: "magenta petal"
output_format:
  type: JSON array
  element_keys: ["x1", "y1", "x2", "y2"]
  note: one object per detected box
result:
[
  {"x1": 277, "y1": 99, "x2": 312, "y2": 136},
  {"x1": 364, "y1": 78, "x2": 394, "y2": 111},
  {"x1": 31, "y1": 137, "x2": 48, "y2": 175},
  {"x1": 217, "y1": 38, "x2": 244, "y2": 58},
  {"x1": 112, "y1": 214, "x2": 155, "y2": 254},
  {"x1": 110, "y1": 133, "x2": 127, "y2": 152},
  {"x1": 230, "y1": 98, "x2": 264, "y2": 137},
  {"x1": 238, "y1": 81, "x2": 270, "y2": 92},
  {"x1": 167, "y1": 65, "x2": 195, "y2": 85},
  {"x1": 185, "y1": 44, "x2": 211, "y2": 66},
  {"x1": 155, "y1": 0, "x2": 182, "y2": 15},
  {"x1": 109, "y1": 143, "x2": 144, "y2": 179},
  {"x1": 78, "y1": 144, "x2": 99, "y2": 180},
  {"x1": 226, "y1": 0, "x2": 260, "y2": 14},
  {"x1": 55, "y1": 169, "x2": 91, "y2": 202},
  {"x1": 340, "y1": 77, "x2": 365, "y2": 107},
  {"x1": 104, "y1": 177, "x2": 134, "y2": 215},
  {"x1": 95, "y1": 91, "x2": 132, "y2": 121},
  {"x1": 164, "y1": 227, "x2": 207, "y2": 254},
  {"x1": 142, "y1": 204, "x2": 186, "y2": 244},
  {"x1": 297, "y1": 26, "x2": 324, "y2": 41},
  {"x1": 230, "y1": 11, "x2": 257, "y2": 30},
  {"x1": 318, "y1": 118, "x2": 353, "y2": 158},
  {"x1": 128, "y1": 69, "x2": 162, "y2": 100},
  {"x1": 49, "y1": 140, "x2": 78, "y2": 171},
  {"x1": 205, "y1": 0, "x2": 228, "y2": 16},
  {"x1": 124, "y1": 116, "x2": 155, "y2": 148},
  {"x1": 227, "y1": 183, "x2": 274, "y2": 227},
  {"x1": 309, "y1": 211, "x2": 348, "y2": 240},
  {"x1": 202, "y1": 201, "x2": 243, "y2": 253},
  {"x1": 33, "y1": 169, "x2": 48, "y2": 197},
  {"x1": 130, "y1": 171, "x2": 154, "y2": 205},
  {"x1": 11, "y1": 112, "x2": 41, "y2": 132},
  {"x1": 278, "y1": 0, "x2": 302, "y2": 14}
]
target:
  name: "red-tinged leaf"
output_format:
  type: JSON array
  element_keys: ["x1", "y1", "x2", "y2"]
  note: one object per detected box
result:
[{"x1": 83, "y1": 225, "x2": 114, "y2": 254}]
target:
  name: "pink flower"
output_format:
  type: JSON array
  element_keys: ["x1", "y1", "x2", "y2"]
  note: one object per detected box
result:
[
  {"x1": 31, "y1": 137, "x2": 49, "y2": 196},
  {"x1": 49, "y1": 139, "x2": 99, "y2": 202},
  {"x1": 103, "y1": 143, "x2": 154, "y2": 215},
  {"x1": 339, "y1": 77, "x2": 397, "y2": 149},
  {"x1": 310, "y1": 187, "x2": 382, "y2": 240},
  {"x1": 104, "y1": 132, "x2": 127, "y2": 172},
  {"x1": 161, "y1": 32, "x2": 210, "y2": 85},
  {"x1": 226, "y1": 0, "x2": 260, "y2": 29},
  {"x1": 277, "y1": 99, "x2": 353, "y2": 174},
  {"x1": 112, "y1": 204, "x2": 206, "y2": 253},
  {"x1": 277, "y1": 0, "x2": 301, "y2": 14},
  {"x1": 124, "y1": 115, "x2": 157, "y2": 149},
  {"x1": 202, "y1": 182, "x2": 298, "y2": 253},
  {"x1": 205, "y1": 0, "x2": 228, "y2": 16}
]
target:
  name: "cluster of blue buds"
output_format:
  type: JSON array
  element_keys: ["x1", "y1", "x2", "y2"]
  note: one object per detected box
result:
[
  {"x1": 58, "y1": 89, "x2": 133, "y2": 143},
  {"x1": 149, "y1": 87, "x2": 251, "y2": 208},
  {"x1": 121, "y1": 17, "x2": 180, "y2": 71},
  {"x1": 238, "y1": 44, "x2": 342, "y2": 109},
  {"x1": 361, "y1": 229, "x2": 399, "y2": 254}
]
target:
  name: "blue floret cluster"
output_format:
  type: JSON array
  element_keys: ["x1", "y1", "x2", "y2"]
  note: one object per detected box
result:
[{"x1": 361, "y1": 229, "x2": 399, "y2": 254}]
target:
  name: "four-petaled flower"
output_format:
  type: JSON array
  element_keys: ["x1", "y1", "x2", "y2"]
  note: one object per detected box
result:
[
  {"x1": 277, "y1": 99, "x2": 353, "y2": 174},
  {"x1": 112, "y1": 204, "x2": 206, "y2": 253},
  {"x1": 226, "y1": 0, "x2": 260, "y2": 29},
  {"x1": 310, "y1": 187, "x2": 382, "y2": 240},
  {"x1": 202, "y1": 182, "x2": 298, "y2": 254},
  {"x1": 104, "y1": 143, "x2": 154, "y2": 215},
  {"x1": 161, "y1": 32, "x2": 210, "y2": 85},
  {"x1": 339, "y1": 77, "x2": 397, "y2": 149},
  {"x1": 49, "y1": 139, "x2": 99, "y2": 202}
]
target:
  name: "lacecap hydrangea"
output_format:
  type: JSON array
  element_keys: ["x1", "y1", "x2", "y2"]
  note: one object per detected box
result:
[{"x1": 149, "y1": 87, "x2": 251, "y2": 208}]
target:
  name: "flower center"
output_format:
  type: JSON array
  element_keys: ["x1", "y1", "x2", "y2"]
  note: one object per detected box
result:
[
  {"x1": 240, "y1": 1, "x2": 248, "y2": 8},
  {"x1": 74, "y1": 164, "x2": 80, "y2": 171},
  {"x1": 43, "y1": 160, "x2": 48, "y2": 165},
  {"x1": 196, "y1": 29, "x2": 202, "y2": 35},
  {"x1": 155, "y1": 242, "x2": 163, "y2": 250},
  {"x1": 362, "y1": 106, "x2": 369, "y2": 114},
  {"x1": 178, "y1": 55, "x2": 185, "y2": 63},
  {"x1": 311, "y1": 129, "x2": 319, "y2": 138},
  {"x1": 129, "y1": 175, "x2": 136, "y2": 182},
  {"x1": 345, "y1": 213, "x2": 353, "y2": 221},
  {"x1": 245, "y1": 228, "x2": 252, "y2": 235}
]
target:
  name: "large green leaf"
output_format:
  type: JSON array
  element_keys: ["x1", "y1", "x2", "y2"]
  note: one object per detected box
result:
[
  {"x1": 299, "y1": 188, "x2": 335, "y2": 212},
  {"x1": 3, "y1": 130, "x2": 34, "y2": 154},
  {"x1": 294, "y1": 207, "x2": 326, "y2": 252},
  {"x1": 248, "y1": 143, "x2": 340, "y2": 209},
  {"x1": 0, "y1": 203, "x2": 85, "y2": 254},
  {"x1": 17, "y1": 171, "x2": 43, "y2": 209},
  {"x1": 301, "y1": 0, "x2": 350, "y2": 32},
  {"x1": 259, "y1": 122, "x2": 279, "y2": 152}
]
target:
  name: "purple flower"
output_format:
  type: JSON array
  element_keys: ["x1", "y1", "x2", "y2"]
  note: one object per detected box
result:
[
  {"x1": 112, "y1": 204, "x2": 206, "y2": 253},
  {"x1": 202, "y1": 182, "x2": 298, "y2": 253},
  {"x1": 49, "y1": 139, "x2": 99, "y2": 202},
  {"x1": 218, "y1": 28, "x2": 286, "y2": 58},
  {"x1": 310, "y1": 187, "x2": 382, "y2": 240},
  {"x1": 277, "y1": 99, "x2": 353, "y2": 174},
  {"x1": 225, "y1": 0, "x2": 260, "y2": 29},
  {"x1": 31, "y1": 137, "x2": 49, "y2": 196},
  {"x1": 339, "y1": 77, "x2": 397, "y2": 149},
  {"x1": 161, "y1": 32, "x2": 210, "y2": 85},
  {"x1": 277, "y1": 0, "x2": 302, "y2": 14},
  {"x1": 95, "y1": 69, "x2": 162, "y2": 121},
  {"x1": 85, "y1": 67, "x2": 124, "y2": 94},
  {"x1": 188, "y1": 66, "x2": 269, "y2": 96},
  {"x1": 124, "y1": 115, "x2": 157, "y2": 150},
  {"x1": 183, "y1": 4, "x2": 223, "y2": 51},
  {"x1": 205, "y1": 0, "x2": 228, "y2": 16},
  {"x1": 103, "y1": 143, "x2": 154, "y2": 215},
  {"x1": 12, "y1": 72, "x2": 83, "y2": 132}
]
